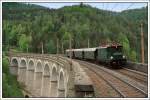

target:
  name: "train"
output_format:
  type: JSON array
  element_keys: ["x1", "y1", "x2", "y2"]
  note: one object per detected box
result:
[{"x1": 65, "y1": 44, "x2": 127, "y2": 68}]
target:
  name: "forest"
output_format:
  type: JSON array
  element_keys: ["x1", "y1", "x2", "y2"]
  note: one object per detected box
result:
[
  {"x1": 2, "y1": 2, "x2": 148, "y2": 97},
  {"x1": 2, "y1": 2, "x2": 148, "y2": 62},
  {"x1": 2, "y1": 3, "x2": 148, "y2": 62}
]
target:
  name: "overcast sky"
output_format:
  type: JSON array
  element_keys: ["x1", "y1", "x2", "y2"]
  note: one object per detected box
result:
[{"x1": 29, "y1": 2, "x2": 147, "y2": 12}]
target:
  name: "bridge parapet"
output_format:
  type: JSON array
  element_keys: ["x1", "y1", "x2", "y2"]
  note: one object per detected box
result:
[{"x1": 9, "y1": 52, "x2": 93, "y2": 97}]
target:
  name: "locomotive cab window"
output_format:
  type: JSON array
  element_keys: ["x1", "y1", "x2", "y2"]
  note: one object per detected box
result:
[
  {"x1": 107, "y1": 46, "x2": 123, "y2": 59},
  {"x1": 108, "y1": 46, "x2": 123, "y2": 55},
  {"x1": 108, "y1": 46, "x2": 122, "y2": 52}
]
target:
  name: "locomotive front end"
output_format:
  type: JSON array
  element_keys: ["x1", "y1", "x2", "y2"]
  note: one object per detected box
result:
[{"x1": 108, "y1": 45, "x2": 126, "y2": 66}]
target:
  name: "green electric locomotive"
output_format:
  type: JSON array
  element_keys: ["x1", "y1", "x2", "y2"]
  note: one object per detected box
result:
[
  {"x1": 66, "y1": 44, "x2": 126, "y2": 67},
  {"x1": 96, "y1": 45, "x2": 126, "y2": 66}
]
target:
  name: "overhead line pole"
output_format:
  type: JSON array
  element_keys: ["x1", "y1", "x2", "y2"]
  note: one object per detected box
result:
[
  {"x1": 27, "y1": 47, "x2": 28, "y2": 53},
  {"x1": 140, "y1": 23, "x2": 145, "y2": 63},
  {"x1": 42, "y1": 41, "x2": 44, "y2": 54},
  {"x1": 69, "y1": 35, "x2": 73, "y2": 71},
  {"x1": 124, "y1": 3, "x2": 142, "y2": 63},
  {"x1": 88, "y1": 38, "x2": 90, "y2": 48},
  {"x1": 62, "y1": 42, "x2": 64, "y2": 54},
  {"x1": 57, "y1": 38, "x2": 59, "y2": 59},
  {"x1": 69, "y1": 35, "x2": 72, "y2": 59}
]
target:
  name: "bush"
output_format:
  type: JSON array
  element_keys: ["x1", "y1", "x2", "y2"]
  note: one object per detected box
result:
[
  {"x1": 2, "y1": 55, "x2": 24, "y2": 98},
  {"x1": 2, "y1": 56, "x2": 9, "y2": 74},
  {"x1": 130, "y1": 50, "x2": 137, "y2": 62}
]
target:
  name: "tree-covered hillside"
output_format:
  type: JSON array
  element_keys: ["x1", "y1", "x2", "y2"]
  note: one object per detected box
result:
[{"x1": 2, "y1": 2, "x2": 148, "y2": 63}]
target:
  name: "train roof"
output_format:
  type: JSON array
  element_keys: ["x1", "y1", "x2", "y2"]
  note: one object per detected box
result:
[
  {"x1": 73, "y1": 49, "x2": 83, "y2": 51},
  {"x1": 66, "y1": 48, "x2": 95, "y2": 52},
  {"x1": 66, "y1": 49, "x2": 74, "y2": 52},
  {"x1": 66, "y1": 47, "x2": 98, "y2": 52},
  {"x1": 83, "y1": 48, "x2": 97, "y2": 51},
  {"x1": 66, "y1": 45, "x2": 122, "y2": 52},
  {"x1": 100, "y1": 43, "x2": 122, "y2": 48}
]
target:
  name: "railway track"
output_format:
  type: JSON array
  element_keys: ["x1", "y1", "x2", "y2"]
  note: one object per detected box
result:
[
  {"x1": 80, "y1": 65, "x2": 121, "y2": 97},
  {"x1": 76, "y1": 60, "x2": 148, "y2": 98},
  {"x1": 89, "y1": 60, "x2": 148, "y2": 86},
  {"x1": 115, "y1": 68, "x2": 148, "y2": 86}
]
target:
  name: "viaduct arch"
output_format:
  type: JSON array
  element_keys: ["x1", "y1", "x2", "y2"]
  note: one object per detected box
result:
[
  {"x1": 9, "y1": 53, "x2": 94, "y2": 98},
  {"x1": 10, "y1": 56, "x2": 68, "y2": 97}
]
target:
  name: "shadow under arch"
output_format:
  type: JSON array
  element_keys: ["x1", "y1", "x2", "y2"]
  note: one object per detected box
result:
[
  {"x1": 28, "y1": 59, "x2": 34, "y2": 70},
  {"x1": 26, "y1": 59, "x2": 35, "y2": 91},
  {"x1": 34, "y1": 60, "x2": 43, "y2": 96},
  {"x1": 20, "y1": 58, "x2": 27, "y2": 68},
  {"x1": 35, "y1": 61, "x2": 43, "y2": 72},
  {"x1": 58, "y1": 70, "x2": 66, "y2": 97},
  {"x1": 18, "y1": 58, "x2": 27, "y2": 84},
  {"x1": 41, "y1": 63, "x2": 51, "y2": 97},
  {"x1": 50, "y1": 64, "x2": 58, "y2": 97},
  {"x1": 10, "y1": 58, "x2": 19, "y2": 75}
]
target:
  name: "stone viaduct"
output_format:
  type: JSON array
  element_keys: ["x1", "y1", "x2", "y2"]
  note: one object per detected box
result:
[{"x1": 9, "y1": 53, "x2": 94, "y2": 98}]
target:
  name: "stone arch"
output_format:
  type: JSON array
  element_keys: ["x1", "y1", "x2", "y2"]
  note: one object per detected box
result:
[
  {"x1": 35, "y1": 60, "x2": 43, "y2": 72},
  {"x1": 58, "y1": 69, "x2": 65, "y2": 89},
  {"x1": 11, "y1": 57, "x2": 19, "y2": 66},
  {"x1": 34, "y1": 60, "x2": 43, "y2": 96},
  {"x1": 41, "y1": 62, "x2": 51, "y2": 97},
  {"x1": 43, "y1": 62, "x2": 50, "y2": 76},
  {"x1": 18, "y1": 58, "x2": 27, "y2": 83},
  {"x1": 26, "y1": 59, "x2": 35, "y2": 90},
  {"x1": 10, "y1": 57, "x2": 19, "y2": 75},
  {"x1": 58, "y1": 69, "x2": 66, "y2": 97},
  {"x1": 50, "y1": 63, "x2": 58, "y2": 97},
  {"x1": 51, "y1": 64, "x2": 58, "y2": 81},
  {"x1": 28, "y1": 59, "x2": 34, "y2": 70},
  {"x1": 20, "y1": 58, "x2": 27, "y2": 68}
]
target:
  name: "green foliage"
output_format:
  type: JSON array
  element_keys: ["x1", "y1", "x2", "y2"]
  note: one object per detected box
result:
[
  {"x1": 2, "y1": 55, "x2": 23, "y2": 97},
  {"x1": 130, "y1": 50, "x2": 137, "y2": 62},
  {"x1": 46, "y1": 40, "x2": 56, "y2": 53},
  {"x1": 19, "y1": 34, "x2": 31, "y2": 52},
  {"x1": 2, "y1": 3, "x2": 148, "y2": 63},
  {"x1": 2, "y1": 73, "x2": 24, "y2": 97},
  {"x1": 117, "y1": 33, "x2": 130, "y2": 58},
  {"x1": 2, "y1": 57, "x2": 9, "y2": 74}
]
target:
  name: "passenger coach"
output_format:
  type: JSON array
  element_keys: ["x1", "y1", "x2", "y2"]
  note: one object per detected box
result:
[{"x1": 66, "y1": 44, "x2": 127, "y2": 67}]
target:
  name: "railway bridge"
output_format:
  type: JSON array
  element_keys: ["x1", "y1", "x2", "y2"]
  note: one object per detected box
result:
[
  {"x1": 9, "y1": 53, "x2": 94, "y2": 98},
  {"x1": 8, "y1": 52, "x2": 148, "y2": 98}
]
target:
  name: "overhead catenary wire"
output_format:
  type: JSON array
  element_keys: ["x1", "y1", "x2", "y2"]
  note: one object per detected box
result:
[
  {"x1": 102, "y1": 2, "x2": 104, "y2": 9},
  {"x1": 103, "y1": 2, "x2": 105, "y2": 11},
  {"x1": 125, "y1": 3, "x2": 145, "y2": 63},
  {"x1": 110, "y1": 3, "x2": 135, "y2": 13},
  {"x1": 107, "y1": 3, "x2": 109, "y2": 11},
  {"x1": 100, "y1": 2, "x2": 104, "y2": 20},
  {"x1": 123, "y1": 3, "x2": 145, "y2": 63},
  {"x1": 111, "y1": 3, "x2": 118, "y2": 12},
  {"x1": 105, "y1": 2, "x2": 107, "y2": 11},
  {"x1": 106, "y1": 3, "x2": 118, "y2": 18},
  {"x1": 124, "y1": 3, "x2": 135, "y2": 11}
]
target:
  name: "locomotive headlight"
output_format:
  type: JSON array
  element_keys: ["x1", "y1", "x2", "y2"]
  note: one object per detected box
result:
[
  {"x1": 123, "y1": 55, "x2": 125, "y2": 59},
  {"x1": 110, "y1": 56, "x2": 113, "y2": 59}
]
